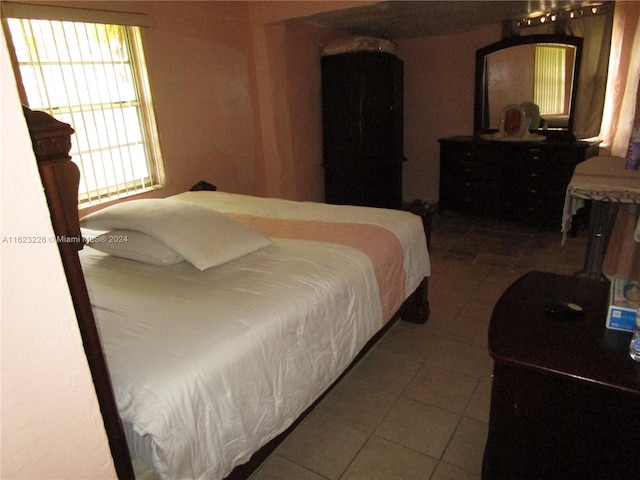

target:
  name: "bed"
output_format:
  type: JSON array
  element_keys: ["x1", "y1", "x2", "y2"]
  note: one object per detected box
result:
[{"x1": 26, "y1": 107, "x2": 431, "y2": 480}]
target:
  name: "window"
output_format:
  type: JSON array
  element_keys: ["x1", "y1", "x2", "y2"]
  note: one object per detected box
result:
[
  {"x1": 534, "y1": 45, "x2": 567, "y2": 116},
  {"x1": 2, "y1": 4, "x2": 164, "y2": 206}
]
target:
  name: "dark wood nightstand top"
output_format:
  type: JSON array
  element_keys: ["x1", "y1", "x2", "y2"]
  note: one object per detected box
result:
[{"x1": 489, "y1": 271, "x2": 640, "y2": 396}]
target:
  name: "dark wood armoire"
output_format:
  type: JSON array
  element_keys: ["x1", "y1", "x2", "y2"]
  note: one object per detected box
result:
[{"x1": 321, "y1": 51, "x2": 404, "y2": 210}]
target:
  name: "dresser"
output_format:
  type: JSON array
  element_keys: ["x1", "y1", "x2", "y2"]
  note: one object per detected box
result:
[
  {"x1": 483, "y1": 271, "x2": 640, "y2": 480},
  {"x1": 439, "y1": 136, "x2": 600, "y2": 227},
  {"x1": 322, "y1": 51, "x2": 404, "y2": 209}
]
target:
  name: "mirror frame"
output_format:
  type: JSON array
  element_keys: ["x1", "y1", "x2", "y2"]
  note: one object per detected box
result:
[{"x1": 474, "y1": 34, "x2": 583, "y2": 141}]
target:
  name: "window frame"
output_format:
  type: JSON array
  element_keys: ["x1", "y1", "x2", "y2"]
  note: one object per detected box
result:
[{"x1": 2, "y1": 3, "x2": 164, "y2": 207}]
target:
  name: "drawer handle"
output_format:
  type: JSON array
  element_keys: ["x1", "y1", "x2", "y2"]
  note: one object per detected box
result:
[
  {"x1": 530, "y1": 189, "x2": 537, "y2": 194},
  {"x1": 530, "y1": 173, "x2": 539, "y2": 177}
]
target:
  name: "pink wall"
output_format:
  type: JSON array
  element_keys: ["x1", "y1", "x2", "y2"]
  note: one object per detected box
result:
[
  {"x1": 243, "y1": 0, "x2": 374, "y2": 198},
  {"x1": 65, "y1": 1, "x2": 264, "y2": 215},
  {"x1": 247, "y1": 10, "x2": 349, "y2": 201},
  {"x1": 142, "y1": 1, "x2": 260, "y2": 195},
  {"x1": 68, "y1": 1, "x2": 356, "y2": 214},
  {"x1": 249, "y1": 3, "x2": 504, "y2": 205},
  {"x1": 398, "y1": 24, "x2": 502, "y2": 204},
  {"x1": 1, "y1": 37, "x2": 117, "y2": 479},
  {"x1": 12, "y1": 1, "x2": 504, "y2": 211}
]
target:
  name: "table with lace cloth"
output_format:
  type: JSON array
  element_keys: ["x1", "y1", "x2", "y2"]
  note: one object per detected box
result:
[{"x1": 561, "y1": 156, "x2": 640, "y2": 280}]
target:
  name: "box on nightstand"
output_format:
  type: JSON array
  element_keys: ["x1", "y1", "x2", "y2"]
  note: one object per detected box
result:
[{"x1": 606, "y1": 277, "x2": 640, "y2": 332}]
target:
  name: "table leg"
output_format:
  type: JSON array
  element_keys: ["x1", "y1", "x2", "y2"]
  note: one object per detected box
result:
[{"x1": 577, "y1": 201, "x2": 619, "y2": 280}]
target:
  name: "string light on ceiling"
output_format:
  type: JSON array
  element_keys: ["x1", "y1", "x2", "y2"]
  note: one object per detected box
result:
[{"x1": 516, "y1": 2, "x2": 610, "y2": 28}]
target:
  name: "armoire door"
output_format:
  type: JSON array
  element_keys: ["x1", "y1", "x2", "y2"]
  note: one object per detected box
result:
[{"x1": 322, "y1": 51, "x2": 404, "y2": 209}]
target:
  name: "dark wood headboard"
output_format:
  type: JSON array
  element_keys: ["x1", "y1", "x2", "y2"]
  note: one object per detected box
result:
[{"x1": 23, "y1": 106, "x2": 134, "y2": 479}]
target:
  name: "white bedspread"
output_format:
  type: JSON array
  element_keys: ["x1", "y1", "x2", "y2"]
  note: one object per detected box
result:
[
  {"x1": 80, "y1": 193, "x2": 430, "y2": 479},
  {"x1": 172, "y1": 191, "x2": 430, "y2": 297}
]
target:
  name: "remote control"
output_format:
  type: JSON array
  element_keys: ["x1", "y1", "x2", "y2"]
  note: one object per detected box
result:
[{"x1": 544, "y1": 302, "x2": 584, "y2": 318}]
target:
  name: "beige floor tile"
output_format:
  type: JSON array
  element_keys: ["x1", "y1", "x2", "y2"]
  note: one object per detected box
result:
[
  {"x1": 422, "y1": 336, "x2": 493, "y2": 379},
  {"x1": 441, "y1": 417, "x2": 489, "y2": 475},
  {"x1": 417, "y1": 311, "x2": 457, "y2": 342},
  {"x1": 315, "y1": 378, "x2": 398, "y2": 433},
  {"x1": 429, "y1": 288, "x2": 474, "y2": 317},
  {"x1": 560, "y1": 244, "x2": 587, "y2": 266},
  {"x1": 375, "y1": 397, "x2": 460, "y2": 458},
  {"x1": 472, "y1": 252, "x2": 515, "y2": 268},
  {"x1": 433, "y1": 273, "x2": 486, "y2": 297},
  {"x1": 515, "y1": 252, "x2": 563, "y2": 272},
  {"x1": 458, "y1": 298, "x2": 496, "y2": 322},
  {"x1": 429, "y1": 234, "x2": 464, "y2": 252},
  {"x1": 348, "y1": 348, "x2": 421, "y2": 394},
  {"x1": 427, "y1": 258, "x2": 450, "y2": 284},
  {"x1": 374, "y1": 325, "x2": 432, "y2": 362},
  {"x1": 548, "y1": 263, "x2": 584, "y2": 276},
  {"x1": 444, "y1": 249, "x2": 481, "y2": 263},
  {"x1": 452, "y1": 316, "x2": 489, "y2": 349},
  {"x1": 249, "y1": 454, "x2": 327, "y2": 480},
  {"x1": 340, "y1": 435, "x2": 438, "y2": 480},
  {"x1": 464, "y1": 376, "x2": 493, "y2": 423},
  {"x1": 431, "y1": 461, "x2": 481, "y2": 480},
  {"x1": 276, "y1": 413, "x2": 369, "y2": 480},
  {"x1": 422, "y1": 313, "x2": 489, "y2": 348},
  {"x1": 467, "y1": 288, "x2": 506, "y2": 309},
  {"x1": 403, "y1": 365, "x2": 478, "y2": 414},
  {"x1": 473, "y1": 271, "x2": 525, "y2": 305},
  {"x1": 440, "y1": 261, "x2": 494, "y2": 283}
]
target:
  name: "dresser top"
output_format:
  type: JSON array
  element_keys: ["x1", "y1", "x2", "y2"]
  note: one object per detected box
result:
[{"x1": 439, "y1": 135, "x2": 600, "y2": 147}]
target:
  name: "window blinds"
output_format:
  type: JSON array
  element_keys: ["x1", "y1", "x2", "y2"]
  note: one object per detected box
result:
[{"x1": 3, "y1": 3, "x2": 164, "y2": 205}]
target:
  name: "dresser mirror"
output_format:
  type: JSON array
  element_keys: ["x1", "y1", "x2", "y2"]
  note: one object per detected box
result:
[{"x1": 474, "y1": 34, "x2": 583, "y2": 141}]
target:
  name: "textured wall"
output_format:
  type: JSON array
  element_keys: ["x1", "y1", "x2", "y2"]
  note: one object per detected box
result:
[{"x1": 1, "y1": 36, "x2": 117, "y2": 479}]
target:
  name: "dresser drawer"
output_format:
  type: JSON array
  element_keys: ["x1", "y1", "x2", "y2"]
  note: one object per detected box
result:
[
  {"x1": 439, "y1": 136, "x2": 600, "y2": 228},
  {"x1": 439, "y1": 140, "x2": 501, "y2": 217}
]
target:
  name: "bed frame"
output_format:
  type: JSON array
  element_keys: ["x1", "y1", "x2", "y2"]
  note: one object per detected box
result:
[
  {"x1": 23, "y1": 106, "x2": 135, "y2": 479},
  {"x1": 26, "y1": 107, "x2": 429, "y2": 479}
]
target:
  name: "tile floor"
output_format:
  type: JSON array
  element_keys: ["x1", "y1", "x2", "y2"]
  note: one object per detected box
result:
[{"x1": 249, "y1": 212, "x2": 588, "y2": 480}]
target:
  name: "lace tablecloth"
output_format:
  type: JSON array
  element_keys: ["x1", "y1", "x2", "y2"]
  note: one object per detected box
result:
[{"x1": 562, "y1": 156, "x2": 640, "y2": 245}]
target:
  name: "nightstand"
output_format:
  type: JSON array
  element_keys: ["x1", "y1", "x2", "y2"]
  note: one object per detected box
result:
[{"x1": 483, "y1": 271, "x2": 640, "y2": 480}]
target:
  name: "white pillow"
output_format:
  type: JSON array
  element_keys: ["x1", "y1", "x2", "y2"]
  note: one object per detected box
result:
[
  {"x1": 85, "y1": 229, "x2": 184, "y2": 265},
  {"x1": 80, "y1": 198, "x2": 272, "y2": 270}
]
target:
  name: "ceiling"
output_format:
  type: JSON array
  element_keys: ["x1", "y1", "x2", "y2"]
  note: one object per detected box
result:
[{"x1": 298, "y1": 1, "x2": 597, "y2": 39}]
